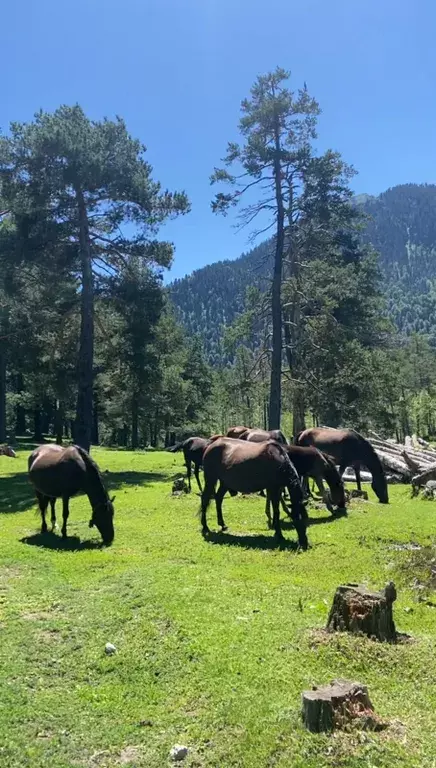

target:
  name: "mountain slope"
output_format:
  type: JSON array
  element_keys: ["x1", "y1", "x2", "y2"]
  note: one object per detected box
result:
[{"x1": 170, "y1": 184, "x2": 436, "y2": 361}]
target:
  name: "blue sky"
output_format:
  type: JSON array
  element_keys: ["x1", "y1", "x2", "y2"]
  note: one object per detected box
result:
[{"x1": 2, "y1": 0, "x2": 435, "y2": 280}]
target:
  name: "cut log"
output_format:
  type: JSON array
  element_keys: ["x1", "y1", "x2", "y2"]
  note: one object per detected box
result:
[
  {"x1": 302, "y1": 679, "x2": 382, "y2": 732},
  {"x1": 405, "y1": 435, "x2": 413, "y2": 449},
  {"x1": 326, "y1": 582, "x2": 397, "y2": 642},
  {"x1": 375, "y1": 450, "x2": 411, "y2": 480}
]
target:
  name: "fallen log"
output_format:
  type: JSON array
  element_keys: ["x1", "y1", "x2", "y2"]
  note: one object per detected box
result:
[
  {"x1": 375, "y1": 450, "x2": 411, "y2": 480},
  {"x1": 412, "y1": 463, "x2": 436, "y2": 489},
  {"x1": 301, "y1": 679, "x2": 382, "y2": 733},
  {"x1": 326, "y1": 582, "x2": 397, "y2": 642}
]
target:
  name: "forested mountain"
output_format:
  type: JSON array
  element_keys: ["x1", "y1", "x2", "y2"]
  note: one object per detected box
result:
[{"x1": 170, "y1": 183, "x2": 436, "y2": 361}]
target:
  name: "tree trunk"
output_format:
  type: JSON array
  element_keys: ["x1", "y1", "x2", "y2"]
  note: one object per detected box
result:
[
  {"x1": 92, "y1": 390, "x2": 99, "y2": 446},
  {"x1": 302, "y1": 680, "x2": 379, "y2": 733},
  {"x1": 33, "y1": 407, "x2": 43, "y2": 443},
  {"x1": 131, "y1": 395, "x2": 139, "y2": 450},
  {"x1": 74, "y1": 185, "x2": 94, "y2": 453},
  {"x1": 15, "y1": 374, "x2": 26, "y2": 435},
  {"x1": 54, "y1": 400, "x2": 64, "y2": 445},
  {"x1": 0, "y1": 344, "x2": 6, "y2": 443},
  {"x1": 327, "y1": 582, "x2": 397, "y2": 642},
  {"x1": 268, "y1": 115, "x2": 285, "y2": 430}
]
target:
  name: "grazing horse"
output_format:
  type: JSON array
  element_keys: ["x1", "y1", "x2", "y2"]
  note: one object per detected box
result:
[
  {"x1": 284, "y1": 445, "x2": 345, "y2": 508},
  {"x1": 167, "y1": 437, "x2": 210, "y2": 493},
  {"x1": 227, "y1": 426, "x2": 288, "y2": 445},
  {"x1": 28, "y1": 444, "x2": 115, "y2": 544},
  {"x1": 296, "y1": 427, "x2": 389, "y2": 504},
  {"x1": 226, "y1": 426, "x2": 250, "y2": 439},
  {"x1": 200, "y1": 437, "x2": 308, "y2": 549},
  {"x1": 0, "y1": 445, "x2": 16, "y2": 457}
]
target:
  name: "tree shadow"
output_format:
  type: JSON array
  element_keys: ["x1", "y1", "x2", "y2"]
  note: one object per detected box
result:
[
  {"x1": 0, "y1": 469, "x2": 170, "y2": 515},
  {"x1": 21, "y1": 532, "x2": 105, "y2": 551},
  {"x1": 203, "y1": 530, "x2": 301, "y2": 551},
  {"x1": 103, "y1": 470, "x2": 169, "y2": 491},
  {"x1": 0, "y1": 472, "x2": 36, "y2": 514}
]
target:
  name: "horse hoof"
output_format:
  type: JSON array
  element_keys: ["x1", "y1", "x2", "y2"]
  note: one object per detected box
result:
[
  {"x1": 41, "y1": 527, "x2": 48, "y2": 535},
  {"x1": 221, "y1": 525, "x2": 228, "y2": 532},
  {"x1": 202, "y1": 527, "x2": 210, "y2": 536}
]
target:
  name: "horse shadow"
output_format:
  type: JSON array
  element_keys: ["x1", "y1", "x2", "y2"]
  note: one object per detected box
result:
[
  {"x1": 203, "y1": 530, "x2": 301, "y2": 551},
  {"x1": 21, "y1": 532, "x2": 104, "y2": 551},
  {"x1": 0, "y1": 469, "x2": 170, "y2": 515}
]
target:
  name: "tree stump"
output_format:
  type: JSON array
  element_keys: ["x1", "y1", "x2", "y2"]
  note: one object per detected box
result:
[
  {"x1": 326, "y1": 582, "x2": 397, "y2": 642},
  {"x1": 302, "y1": 679, "x2": 381, "y2": 732}
]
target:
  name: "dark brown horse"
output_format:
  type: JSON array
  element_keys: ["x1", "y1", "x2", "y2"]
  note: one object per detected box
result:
[
  {"x1": 284, "y1": 445, "x2": 346, "y2": 510},
  {"x1": 167, "y1": 437, "x2": 211, "y2": 492},
  {"x1": 296, "y1": 427, "x2": 388, "y2": 504},
  {"x1": 200, "y1": 437, "x2": 308, "y2": 548},
  {"x1": 28, "y1": 444, "x2": 115, "y2": 544},
  {"x1": 227, "y1": 426, "x2": 288, "y2": 445}
]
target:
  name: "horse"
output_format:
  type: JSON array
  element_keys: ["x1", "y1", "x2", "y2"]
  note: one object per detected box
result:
[
  {"x1": 296, "y1": 427, "x2": 389, "y2": 504},
  {"x1": 200, "y1": 437, "x2": 308, "y2": 549},
  {"x1": 227, "y1": 426, "x2": 288, "y2": 445},
  {"x1": 282, "y1": 444, "x2": 345, "y2": 509},
  {"x1": 0, "y1": 445, "x2": 16, "y2": 457},
  {"x1": 28, "y1": 444, "x2": 115, "y2": 544},
  {"x1": 226, "y1": 426, "x2": 250, "y2": 439},
  {"x1": 167, "y1": 437, "x2": 211, "y2": 493}
]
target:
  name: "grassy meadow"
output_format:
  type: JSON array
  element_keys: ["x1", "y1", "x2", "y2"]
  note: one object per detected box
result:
[{"x1": 1, "y1": 446, "x2": 436, "y2": 767}]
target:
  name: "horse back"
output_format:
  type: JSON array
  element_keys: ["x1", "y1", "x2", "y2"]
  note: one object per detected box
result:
[{"x1": 28, "y1": 444, "x2": 87, "y2": 498}]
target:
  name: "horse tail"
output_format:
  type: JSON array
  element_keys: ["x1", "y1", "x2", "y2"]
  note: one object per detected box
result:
[{"x1": 166, "y1": 441, "x2": 186, "y2": 453}]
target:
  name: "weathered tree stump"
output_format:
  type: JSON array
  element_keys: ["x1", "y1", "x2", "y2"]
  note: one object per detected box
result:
[
  {"x1": 302, "y1": 679, "x2": 381, "y2": 732},
  {"x1": 326, "y1": 582, "x2": 397, "y2": 642}
]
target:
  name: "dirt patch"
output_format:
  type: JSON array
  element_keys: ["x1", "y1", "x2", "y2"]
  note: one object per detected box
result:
[{"x1": 118, "y1": 746, "x2": 142, "y2": 764}]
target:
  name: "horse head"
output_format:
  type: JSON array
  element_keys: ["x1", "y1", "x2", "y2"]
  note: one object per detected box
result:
[{"x1": 89, "y1": 495, "x2": 115, "y2": 544}]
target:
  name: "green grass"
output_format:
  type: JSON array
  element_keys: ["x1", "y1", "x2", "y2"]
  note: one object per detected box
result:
[{"x1": 1, "y1": 448, "x2": 436, "y2": 767}]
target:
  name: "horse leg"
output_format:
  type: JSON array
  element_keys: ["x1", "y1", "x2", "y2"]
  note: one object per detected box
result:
[
  {"x1": 50, "y1": 498, "x2": 57, "y2": 531},
  {"x1": 314, "y1": 475, "x2": 333, "y2": 513},
  {"x1": 287, "y1": 484, "x2": 309, "y2": 550},
  {"x1": 270, "y1": 489, "x2": 284, "y2": 541},
  {"x1": 61, "y1": 497, "x2": 70, "y2": 539},
  {"x1": 354, "y1": 464, "x2": 362, "y2": 492},
  {"x1": 200, "y1": 482, "x2": 215, "y2": 534},
  {"x1": 186, "y1": 461, "x2": 192, "y2": 492},
  {"x1": 339, "y1": 462, "x2": 347, "y2": 481},
  {"x1": 215, "y1": 482, "x2": 228, "y2": 531},
  {"x1": 194, "y1": 462, "x2": 203, "y2": 494},
  {"x1": 36, "y1": 492, "x2": 49, "y2": 534},
  {"x1": 265, "y1": 492, "x2": 273, "y2": 528},
  {"x1": 280, "y1": 491, "x2": 291, "y2": 518}
]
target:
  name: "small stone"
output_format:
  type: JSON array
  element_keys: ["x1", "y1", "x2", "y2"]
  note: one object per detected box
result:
[
  {"x1": 105, "y1": 642, "x2": 117, "y2": 655},
  {"x1": 170, "y1": 744, "x2": 188, "y2": 761}
]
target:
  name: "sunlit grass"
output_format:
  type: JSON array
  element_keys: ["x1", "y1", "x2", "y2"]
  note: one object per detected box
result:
[{"x1": 0, "y1": 447, "x2": 435, "y2": 767}]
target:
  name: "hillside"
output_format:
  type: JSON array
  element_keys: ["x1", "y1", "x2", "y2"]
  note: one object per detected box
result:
[{"x1": 170, "y1": 184, "x2": 436, "y2": 362}]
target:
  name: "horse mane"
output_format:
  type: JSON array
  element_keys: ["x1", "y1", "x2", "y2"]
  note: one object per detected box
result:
[
  {"x1": 73, "y1": 445, "x2": 106, "y2": 485},
  {"x1": 321, "y1": 452, "x2": 343, "y2": 487}
]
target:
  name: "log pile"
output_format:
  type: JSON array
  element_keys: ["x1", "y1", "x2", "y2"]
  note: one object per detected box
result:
[{"x1": 366, "y1": 432, "x2": 436, "y2": 485}]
